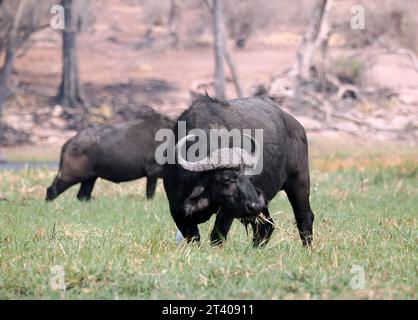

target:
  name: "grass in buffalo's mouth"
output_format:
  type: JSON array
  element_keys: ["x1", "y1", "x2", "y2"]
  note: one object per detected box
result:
[{"x1": 0, "y1": 149, "x2": 417, "y2": 299}]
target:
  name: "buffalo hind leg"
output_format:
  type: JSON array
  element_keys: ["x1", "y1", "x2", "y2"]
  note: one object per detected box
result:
[
  {"x1": 284, "y1": 176, "x2": 314, "y2": 246},
  {"x1": 77, "y1": 177, "x2": 97, "y2": 201},
  {"x1": 210, "y1": 212, "x2": 234, "y2": 246},
  {"x1": 146, "y1": 175, "x2": 158, "y2": 199},
  {"x1": 46, "y1": 177, "x2": 76, "y2": 201},
  {"x1": 251, "y1": 208, "x2": 275, "y2": 247}
]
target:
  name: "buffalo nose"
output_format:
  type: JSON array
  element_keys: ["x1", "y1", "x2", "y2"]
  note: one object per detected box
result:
[{"x1": 247, "y1": 202, "x2": 263, "y2": 213}]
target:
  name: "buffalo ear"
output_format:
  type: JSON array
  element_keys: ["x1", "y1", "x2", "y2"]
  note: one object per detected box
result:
[{"x1": 184, "y1": 185, "x2": 210, "y2": 216}]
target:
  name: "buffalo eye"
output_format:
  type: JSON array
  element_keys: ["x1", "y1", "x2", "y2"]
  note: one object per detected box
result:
[
  {"x1": 218, "y1": 174, "x2": 238, "y2": 186},
  {"x1": 220, "y1": 179, "x2": 233, "y2": 186}
]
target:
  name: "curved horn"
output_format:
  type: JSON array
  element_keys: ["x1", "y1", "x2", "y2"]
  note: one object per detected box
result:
[
  {"x1": 177, "y1": 134, "x2": 244, "y2": 172},
  {"x1": 177, "y1": 134, "x2": 216, "y2": 172},
  {"x1": 177, "y1": 134, "x2": 200, "y2": 172},
  {"x1": 177, "y1": 133, "x2": 260, "y2": 173}
]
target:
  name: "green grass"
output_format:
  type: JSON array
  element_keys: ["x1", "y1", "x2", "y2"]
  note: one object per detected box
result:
[{"x1": 0, "y1": 150, "x2": 417, "y2": 299}]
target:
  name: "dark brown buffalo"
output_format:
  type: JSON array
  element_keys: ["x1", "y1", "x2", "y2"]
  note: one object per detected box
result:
[
  {"x1": 163, "y1": 95, "x2": 314, "y2": 247},
  {"x1": 46, "y1": 112, "x2": 174, "y2": 201}
]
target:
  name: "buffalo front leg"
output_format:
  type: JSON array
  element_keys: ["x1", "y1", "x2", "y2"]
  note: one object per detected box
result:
[
  {"x1": 210, "y1": 212, "x2": 234, "y2": 246},
  {"x1": 284, "y1": 176, "x2": 314, "y2": 246},
  {"x1": 180, "y1": 224, "x2": 201, "y2": 244},
  {"x1": 170, "y1": 207, "x2": 201, "y2": 244},
  {"x1": 77, "y1": 177, "x2": 97, "y2": 201}
]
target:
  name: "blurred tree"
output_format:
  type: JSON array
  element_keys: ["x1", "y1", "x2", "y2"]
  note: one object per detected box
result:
[
  {"x1": 205, "y1": 0, "x2": 243, "y2": 99},
  {"x1": 295, "y1": 0, "x2": 332, "y2": 81},
  {"x1": 168, "y1": 0, "x2": 180, "y2": 48},
  {"x1": 56, "y1": 0, "x2": 84, "y2": 107},
  {"x1": 137, "y1": 0, "x2": 184, "y2": 49},
  {"x1": 224, "y1": 0, "x2": 276, "y2": 49},
  {"x1": 212, "y1": 0, "x2": 226, "y2": 100},
  {"x1": 294, "y1": 0, "x2": 332, "y2": 106},
  {"x1": 0, "y1": 0, "x2": 54, "y2": 106},
  {"x1": 0, "y1": 0, "x2": 52, "y2": 159},
  {"x1": 223, "y1": 40, "x2": 243, "y2": 98},
  {"x1": 0, "y1": 0, "x2": 29, "y2": 108},
  {"x1": 0, "y1": 0, "x2": 29, "y2": 162}
]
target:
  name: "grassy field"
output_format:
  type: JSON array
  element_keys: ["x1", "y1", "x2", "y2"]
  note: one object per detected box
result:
[{"x1": 0, "y1": 139, "x2": 417, "y2": 299}]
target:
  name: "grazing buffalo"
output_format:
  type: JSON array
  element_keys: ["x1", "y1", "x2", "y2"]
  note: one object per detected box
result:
[
  {"x1": 163, "y1": 95, "x2": 314, "y2": 247},
  {"x1": 46, "y1": 111, "x2": 175, "y2": 201}
]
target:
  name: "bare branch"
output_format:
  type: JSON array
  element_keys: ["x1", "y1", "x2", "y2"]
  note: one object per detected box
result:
[
  {"x1": 212, "y1": 0, "x2": 226, "y2": 100},
  {"x1": 202, "y1": 0, "x2": 213, "y2": 12},
  {"x1": 223, "y1": 41, "x2": 243, "y2": 98}
]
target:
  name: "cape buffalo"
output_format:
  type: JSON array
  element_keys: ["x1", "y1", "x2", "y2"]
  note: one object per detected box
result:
[
  {"x1": 163, "y1": 95, "x2": 314, "y2": 247},
  {"x1": 46, "y1": 111, "x2": 175, "y2": 201}
]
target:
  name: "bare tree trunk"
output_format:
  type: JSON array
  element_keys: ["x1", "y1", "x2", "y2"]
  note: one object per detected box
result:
[
  {"x1": 204, "y1": 0, "x2": 242, "y2": 98},
  {"x1": 0, "y1": 52, "x2": 14, "y2": 105},
  {"x1": 0, "y1": 0, "x2": 29, "y2": 102},
  {"x1": 212, "y1": 0, "x2": 226, "y2": 100},
  {"x1": 319, "y1": 25, "x2": 331, "y2": 92},
  {"x1": 57, "y1": 0, "x2": 83, "y2": 107},
  {"x1": 295, "y1": 0, "x2": 332, "y2": 81},
  {"x1": 168, "y1": 0, "x2": 179, "y2": 48},
  {"x1": 223, "y1": 42, "x2": 243, "y2": 98},
  {"x1": 294, "y1": 0, "x2": 332, "y2": 106},
  {"x1": 0, "y1": 0, "x2": 30, "y2": 160}
]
